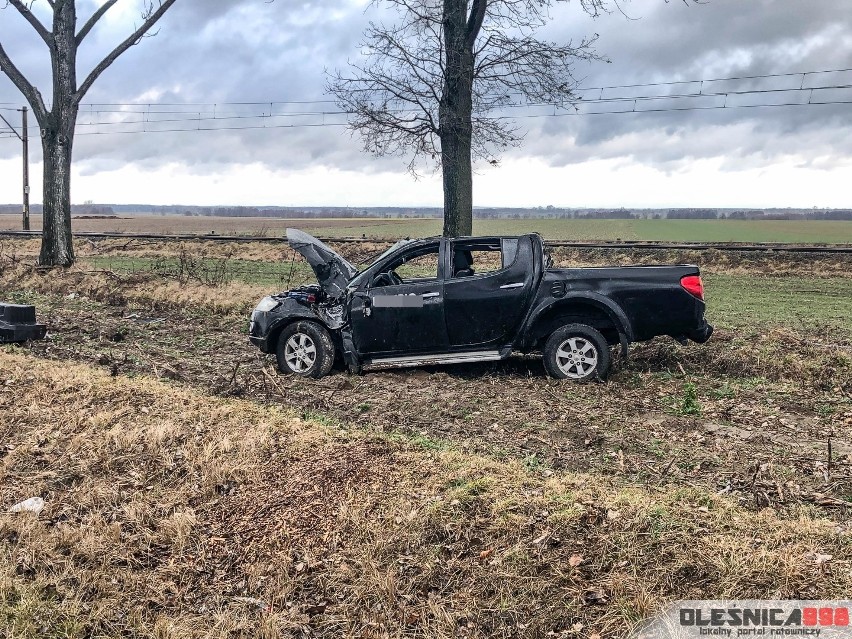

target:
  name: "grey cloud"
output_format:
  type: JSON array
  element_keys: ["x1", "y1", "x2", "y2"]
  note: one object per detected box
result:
[
  {"x1": 499, "y1": 0, "x2": 852, "y2": 169},
  {"x1": 2, "y1": 0, "x2": 375, "y2": 171},
  {"x1": 2, "y1": 0, "x2": 852, "y2": 179}
]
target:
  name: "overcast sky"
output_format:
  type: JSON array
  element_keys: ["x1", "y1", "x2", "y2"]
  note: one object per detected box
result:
[{"x1": 1, "y1": 0, "x2": 850, "y2": 208}]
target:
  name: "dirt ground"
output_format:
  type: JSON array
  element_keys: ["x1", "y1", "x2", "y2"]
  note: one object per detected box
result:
[
  {"x1": 3, "y1": 272, "x2": 849, "y2": 522},
  {"x1": 3, "y1": 241, "x2": 852, "y2": 638},
  {"x1": 3, "y1": 351, "x2": 849, "y2": 639}
]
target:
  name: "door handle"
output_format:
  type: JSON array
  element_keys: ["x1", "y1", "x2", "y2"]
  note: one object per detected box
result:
[
  {"x1": 422, "y1": 292, "x2": 440, "y2": 299},
  {"x1": 500, "y1": 282, "x2": 525, "y2": 289}
]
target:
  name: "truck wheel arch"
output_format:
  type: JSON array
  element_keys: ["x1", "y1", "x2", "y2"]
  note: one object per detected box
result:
[{"x1": 524, "y1": 294, "x2": 633, "y2": 349}]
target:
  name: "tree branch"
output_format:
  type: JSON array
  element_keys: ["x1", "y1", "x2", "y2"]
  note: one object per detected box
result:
[
  {"x1": 8, "y1": 0, "x2": 52, "y2": 46},
  {"x1": 465, "y1": 0, "x2": 487, "y2": 47},
  {"x1": 75, "y1": 0, "x2": 179, "y2": 102},
  {"x1": 331, "y1": 0, "x2": 618, "y2": 174},
  {"x1": 0, "y1": 41, "x2": 47, "y2": 120},
  {"x1": 76, "y1": 0, "x2": 121, "y2": 46}
]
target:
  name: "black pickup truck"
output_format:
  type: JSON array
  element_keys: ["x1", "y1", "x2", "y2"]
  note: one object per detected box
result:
[{"x1": 249, "y1": 229, "x2": 712, "y2": 381}]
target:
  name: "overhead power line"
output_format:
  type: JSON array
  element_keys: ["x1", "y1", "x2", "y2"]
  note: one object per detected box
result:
[
  {"x1": 24, "y1": 65, "x2": 852, "y2": 108},
  {"x1": 512, "y1": 97, "x2": 852, "y2": 119},
  {"x1": 53, "y1": 79, "x2": 852, "y2": 124},
  {"x1": 70, "y1": 90, "x2": 852, "y2": 135},
  {"x1": 576, "y1": 66, "x2": 852, "y2": 92},
  {"x1": 61, "y1": 99, "x2": 852, "y2": 137},
  {"x1": 4, "y1": 65, "x2": 850, "y2": 113},
  {"x1": 76, "y1": 121, "x2": 350, "y2": 136},
  {"x1": 2, "y1": 97, "x2": 849, "y2": 139},
  {"x1": 1, "y1": 66, "x2": 850, "y2": 139}
]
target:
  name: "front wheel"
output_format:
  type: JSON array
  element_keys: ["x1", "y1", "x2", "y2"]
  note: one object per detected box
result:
[
  {"x1": 543, "y1": 324, "x2": 611, "y2": 382},
  {"x1": 276, "y1": 321, "x2": 335, "y2": 379}
]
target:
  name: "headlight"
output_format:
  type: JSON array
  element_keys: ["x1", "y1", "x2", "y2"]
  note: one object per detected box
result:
[{"x1": 255, "y1": 296, "x2": 280, "y2": 312}]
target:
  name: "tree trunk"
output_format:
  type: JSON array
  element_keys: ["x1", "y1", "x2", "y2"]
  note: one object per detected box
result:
[
  {"x1": 440, "y1": 123, "x2": 473, "y2": 237},
  {"x1": 39, "y1": 0, "x2": 78, "y2": 267},
  {"x1": 39, "y1": 124, "x2": 75, "y2": 266},
  {"x1": 440, "y1": 0, "x2": 475, "y2": 238}
]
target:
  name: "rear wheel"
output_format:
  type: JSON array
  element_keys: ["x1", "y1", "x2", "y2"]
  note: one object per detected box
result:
[
  {"x1": 543, "y1": 324, "x2": 610, "y2": 382},
  {"x1": 276, "y1": 321, "x2": 335, "y2": 378}
]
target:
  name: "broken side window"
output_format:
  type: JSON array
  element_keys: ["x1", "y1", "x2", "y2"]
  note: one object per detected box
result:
[
  {"x1": 501, "y1": 239, "x2": 519, "y2": 268},
  {"x1": 451, "y1": 239, "x2": 507, "y2": 278}
]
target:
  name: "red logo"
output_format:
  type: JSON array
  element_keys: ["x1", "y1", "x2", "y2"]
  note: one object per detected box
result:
[{"x1": 802, "y1": 608, "x2": 850, "y2": 626}]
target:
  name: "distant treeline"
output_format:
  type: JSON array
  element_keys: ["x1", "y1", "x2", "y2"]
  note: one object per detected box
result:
[
  {"x1": 104, "y1": 205, "x2": 444, "y2": 218},
  {"x1": 664, "y1": 208, "x2": 852, "y2": 221},
  {"x1": 1, "y1": 204, "x2": 851, "y2": 220},
  {"x1": 0, "y1": 204, "x2": 118, "y2": 216}
]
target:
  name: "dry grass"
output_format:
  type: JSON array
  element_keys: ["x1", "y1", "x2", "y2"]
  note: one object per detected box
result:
[
  {"x1": 630, "y1": 326, "x2": 852, "y2": 392},
  {"x1": 2, "y1": 350, "x2": 851, "y2": 638},
  {"x1": 0, "y1": 264, "x2": 268, "y2": 316},
  {"x1": 2, "y1": 237, "x2": 297, "y2": 263}
]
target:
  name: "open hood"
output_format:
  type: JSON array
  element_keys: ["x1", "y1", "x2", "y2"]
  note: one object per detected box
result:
[{"x1": 286, "y1": 228, "x2": 358, "y2": 299}]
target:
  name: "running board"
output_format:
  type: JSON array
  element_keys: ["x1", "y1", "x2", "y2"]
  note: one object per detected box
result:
[{"x1": 363, "y1": 350, "x2": 503, "y2": 371}]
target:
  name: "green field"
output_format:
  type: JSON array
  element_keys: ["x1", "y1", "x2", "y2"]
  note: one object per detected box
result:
[
  {"x1": 311, "y1": 218, "x2": 852, "y2": 243},
  {"x1": 705, "y1": 274, "x2": 852, "y2": 332},
  {"x1": 5, "y1": 213, "x2": 852, "y2": 243}
]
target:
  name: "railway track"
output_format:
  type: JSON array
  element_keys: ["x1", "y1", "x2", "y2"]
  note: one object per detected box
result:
[{"x1": 2, "y1": 229, "x2": 852, "y2": 253}]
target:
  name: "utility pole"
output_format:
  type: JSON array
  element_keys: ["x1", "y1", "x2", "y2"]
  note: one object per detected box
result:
[
  {"x1": 0, "y1": 107, "x2": 30, "y2": 230},
  {"x1": 21, "y1": 107, "x2": 29, "y2": 231}
]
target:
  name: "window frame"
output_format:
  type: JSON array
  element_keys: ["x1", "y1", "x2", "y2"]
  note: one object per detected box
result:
[{"x1": 447, "y1": 237, "x2": 521, "y2": 282}]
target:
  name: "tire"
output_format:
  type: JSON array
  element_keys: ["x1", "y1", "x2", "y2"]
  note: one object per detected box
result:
[
  {"x1": 543, "y1": 323, "x2": 611, "y2": 382},
  {"x1": 276, "y1": 321, "x2": 335, "y2": 379}
]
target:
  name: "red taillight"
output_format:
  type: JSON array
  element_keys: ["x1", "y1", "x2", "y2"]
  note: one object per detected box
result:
[{"x1": 680, "y1": 275, "x2": 704, "y2": 300}]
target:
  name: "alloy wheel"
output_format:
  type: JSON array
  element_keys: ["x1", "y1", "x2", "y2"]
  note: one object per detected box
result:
[
  {"x1": 555, "y1": 337, "x2": 598, "y2": 379},
  {"x1": 284, "y1": 332, "x2": 317, "y2": 373}
]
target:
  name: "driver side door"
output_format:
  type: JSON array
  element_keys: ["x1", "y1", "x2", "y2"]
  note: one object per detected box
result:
[{"x1": 350, "y1": 241, "x2": 449, "y2": 355}]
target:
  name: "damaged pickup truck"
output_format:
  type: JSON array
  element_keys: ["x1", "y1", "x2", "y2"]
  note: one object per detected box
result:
[{"x1": 248, "y1": 229, "x2": 713, "y2": 381}]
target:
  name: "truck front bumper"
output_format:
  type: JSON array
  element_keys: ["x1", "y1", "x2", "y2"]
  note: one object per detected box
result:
[{"x1": 248, "y1": 333, "x2": 271, "y2": 353}]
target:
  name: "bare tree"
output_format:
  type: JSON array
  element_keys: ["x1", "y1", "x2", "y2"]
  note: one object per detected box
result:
[
  {"x1": 330, "y1": 0, "x2": 612, "y2": 237},
  {"x1": 0, "y1": 0, "x2": 179, "y2": 266}
]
